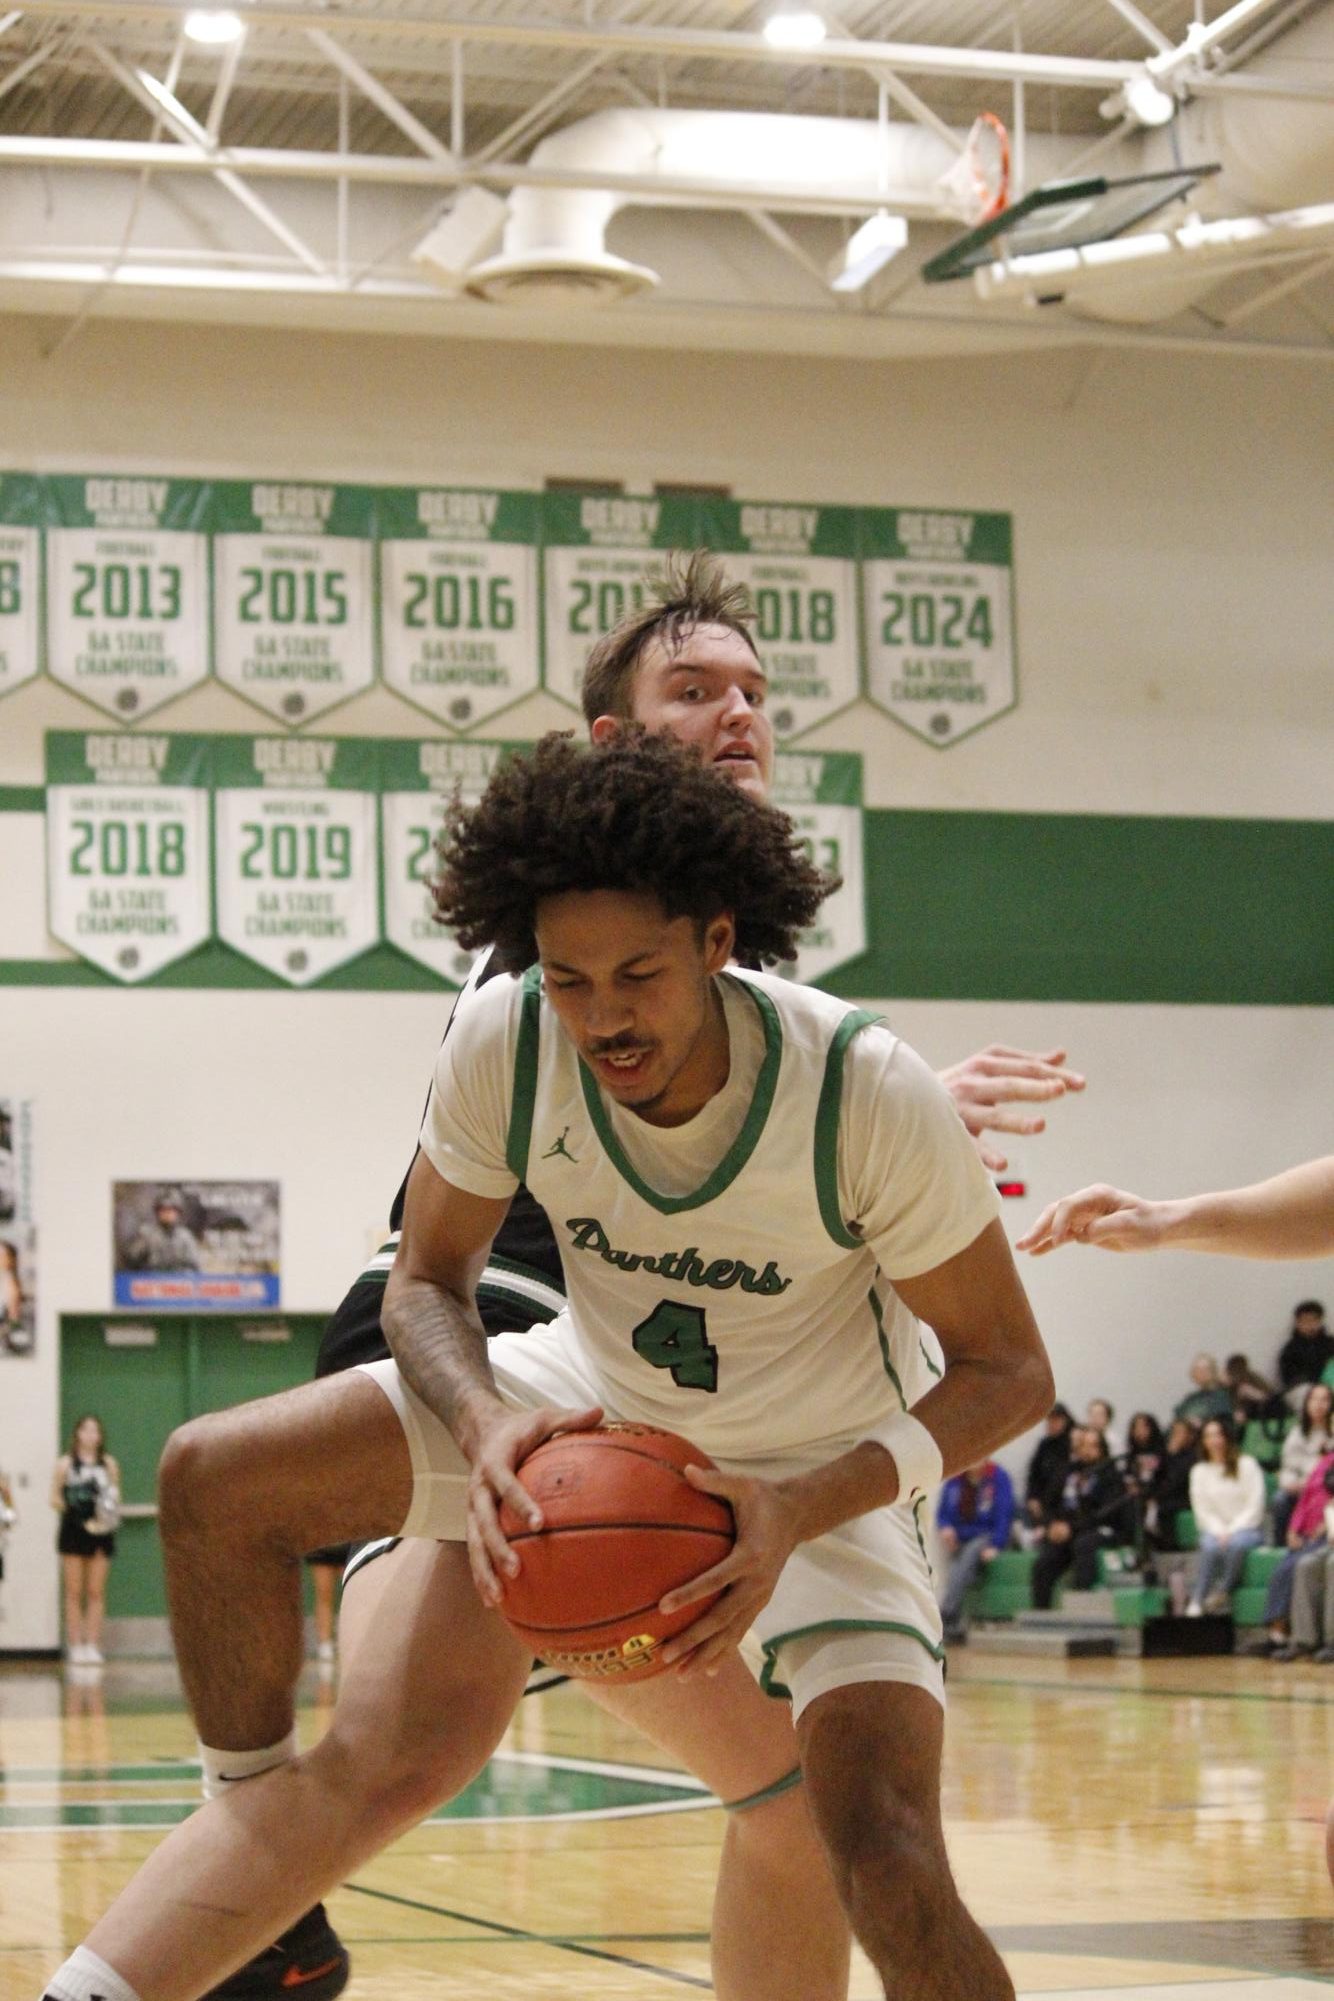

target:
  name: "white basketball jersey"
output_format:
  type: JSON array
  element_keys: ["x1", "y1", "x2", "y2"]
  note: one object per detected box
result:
[{"x1": 507, "y1": 967, "x2": 943, "y2": 1461}]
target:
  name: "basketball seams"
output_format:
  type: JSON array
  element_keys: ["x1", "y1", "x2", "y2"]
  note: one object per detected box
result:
[{"x1": 506, "y1": 1522, "x2": 734, "y2": 1544}]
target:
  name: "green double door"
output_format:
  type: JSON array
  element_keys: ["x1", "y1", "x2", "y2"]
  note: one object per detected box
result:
[{"x1": 59, "y1": 1313, "x2": 330, "y2": 1620}]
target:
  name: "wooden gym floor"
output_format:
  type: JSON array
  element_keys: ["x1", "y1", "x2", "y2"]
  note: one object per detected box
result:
[{"x1": 1, "y1": 1649, "x2": 1332, "y2": 2000}]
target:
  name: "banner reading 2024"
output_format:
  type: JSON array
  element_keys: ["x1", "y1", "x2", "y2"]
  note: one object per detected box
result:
[
  {"x1": 213, "y1": 736, "x2": 379, "y2": 986},
  {"x1": 45, "y1": 731, "x2": 212, "y2": 983},
  {"x1": 860, "y1": 509, "x2": 1015, "y2": 747},
  {"x1": 771, "y1": 750, "x2": 865, "y2": 984}
]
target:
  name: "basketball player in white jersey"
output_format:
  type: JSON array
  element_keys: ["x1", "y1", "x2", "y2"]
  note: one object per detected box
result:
[{"x1": 46, "y1": 729, "x2": 1054, "y2": 2001}]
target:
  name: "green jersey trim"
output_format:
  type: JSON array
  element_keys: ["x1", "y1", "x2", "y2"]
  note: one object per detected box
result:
[
  {"x1": 758, "y1": 1618, "x2": 946, "y2": 1699},
  {"x1": 868, "y1": 1284, "x2": 907, "y2": 1407},
  {"x1": 813, "y1": 1009, "x2": 883, "y2": 1248},
  {"x1": 506, "y1": 965, "x2": 543, "y2": 1182},
  {"x1": 575, "y1": 975, "x2": 783, "y2": 1217}
]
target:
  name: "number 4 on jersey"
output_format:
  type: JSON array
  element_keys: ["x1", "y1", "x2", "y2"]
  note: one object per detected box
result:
[{"x1": 632, "y1": 1299, "x2": 719, "y2": 1393}]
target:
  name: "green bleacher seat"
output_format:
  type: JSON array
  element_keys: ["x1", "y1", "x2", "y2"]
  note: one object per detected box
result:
[
  {"x1": 1242, "y1": 1546, "x2": 1283, "y2": 1589},
  {"x1": 1243, "y1": 1416, "x2": 1292, "y2": 1470},
  {"x1": 1175, "y1": 1510, "x2": 1199, "y2": 1549},
  {"x1": 964, "y1": 1548, "x2": 1034, "y2": 1622}
]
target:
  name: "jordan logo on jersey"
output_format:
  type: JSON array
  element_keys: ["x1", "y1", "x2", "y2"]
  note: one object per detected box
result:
[
  {"x1": 542, "y1": 1126, "x2": 579, "y2": 1163},
  {"x1": 565, "y1": 1216, "x2": 792, "y2": 1295}
]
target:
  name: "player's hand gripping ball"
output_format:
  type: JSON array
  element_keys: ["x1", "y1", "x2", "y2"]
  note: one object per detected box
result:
[{"x1": 497, "y1": 1424, "x2": 735, "y2": 1681}]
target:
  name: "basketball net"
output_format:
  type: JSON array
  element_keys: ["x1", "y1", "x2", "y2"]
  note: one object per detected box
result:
[{"x1": 936, "y1": 112, "x2": 1012, "y2": 226}]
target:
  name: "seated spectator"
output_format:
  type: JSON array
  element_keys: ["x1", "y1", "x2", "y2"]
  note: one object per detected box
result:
[
  {"x1": 1224, "y1": 1352, "x2": 1279, "y2": 1429},
  {"x1": 1126, "y1": 1412, "x2": 1166, "y2": 1486},
  {"x1": 1145, "y1": 1417, "x2": 1201, "y2": 1553},
  {"x1": 1085, "y1": 1397, "x2": 1124, "y2": 1457},
  {"x1": 1030, "y1": 1427, "x2": 1130, "y2": 1609},
  {"x1": 1274, "y1": 1382, "x2": 1334, "y2": 1544},
  {"x1": 1174, "y1": 1353, "x2": 1234, "y2": 1428},
  {"x1": 1024, "y1": 1404, "x2": 1074, "y2": 1534},
  {"x1": 935, "y1": 1459, "x2": 1015, "y2": 1645},
  {"x1": 1277, "y1": 1300, "x2": 1334, "y2": 1405},
  {"x1": 1259, "y1": 1443, "x2": 1334, "y2": 1654},
  {"x1": 1186, "y1": 1417, "x2": 1266, "y2": 1617},
  {"x1": 1282, "y1": 1463, "x2": 1334, "y2": 1663}
]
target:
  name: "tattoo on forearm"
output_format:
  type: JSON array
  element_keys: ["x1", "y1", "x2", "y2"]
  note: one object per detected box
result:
[{"x1": 383, "y1": 1277, "x2": 499, "y2": 1445}]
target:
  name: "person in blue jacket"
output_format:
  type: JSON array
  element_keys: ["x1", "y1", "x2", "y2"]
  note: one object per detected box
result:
[{"x1": 936, "y1": 1458, "x2": 1015, "y2": 1643}]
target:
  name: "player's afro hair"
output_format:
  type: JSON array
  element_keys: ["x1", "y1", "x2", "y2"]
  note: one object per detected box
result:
[{"x1": 433, "y1": 730, "x2": 836, "y2": 972}]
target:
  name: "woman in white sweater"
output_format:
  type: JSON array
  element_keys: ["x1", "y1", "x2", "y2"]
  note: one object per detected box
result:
[{"x1": 1188, "y1": 1418, "x2": 1267, "y2": 1616}]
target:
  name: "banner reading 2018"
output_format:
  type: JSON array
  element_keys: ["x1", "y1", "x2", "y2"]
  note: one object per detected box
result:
[
  {"x1": 45, "y1": 731, "x2": 212, "y2": 983},
  {"x1": 213, "y1": 736, "x2": 379, "y2": 985},
  {"x1": 212, "y1": 483, "x2": 376, "y2": 726}
]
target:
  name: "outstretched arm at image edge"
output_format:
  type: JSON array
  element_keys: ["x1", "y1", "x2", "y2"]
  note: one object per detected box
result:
[{"x1": 1017, "y1": 1156, "x2": 1334, "y2": 1261}]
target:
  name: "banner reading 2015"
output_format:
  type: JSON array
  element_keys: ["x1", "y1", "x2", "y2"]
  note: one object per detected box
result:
[
  {"x1": 860, "y1": 509, "x2": 1015, "y2": 747},
  {"x1": 771, "y1": 750, "x2": 865, "y2": 984},
  {"x1": 212, "y1": 483, "x2": 375, "y2": 726},
  {"x1": 377, "y1": 489, "x2": 540, "y2": 732},
  {"x1": 45, "y1": 476, "x2": 209, "y2": 720},
  {"x1": 45, "y1": 731, "x2": 212, "y2": 983},
  {"x1": 213, "y1": 736, "x2": 379, "y2": 985}
]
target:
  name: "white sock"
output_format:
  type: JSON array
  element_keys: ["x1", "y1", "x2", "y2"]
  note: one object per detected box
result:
[
  {"x1": 44, "y1": 1945, "x2": 141, "y2": 2001},
  {"x1": 199, "y1": 1728, "x2": 298, "y2": 1802}
]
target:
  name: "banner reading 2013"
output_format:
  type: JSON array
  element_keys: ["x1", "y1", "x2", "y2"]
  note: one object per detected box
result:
[
  {"x1": 771, "y1": 750, "x2": 865, "y2": 984},
  {"x1": 45, "y1": 731, "x2": 212, "y2": 983},
  {"x1": 213, "y1": 736, "x2": 379, "y2": 985},
  {"x1": 212, "y1": 483, "x2": 375, "y2": 726},
  {"x1": 45, "y1": 476, "x2": 209, "y2": 720},
  {"x1": 702, "y1": 500, "x2": 860, "y2": 743},
  {"x1": 860, "y1": 509, "x2": 1015, "y2": 747},
  {"x1": 377, "y1": 489, "x2": 540, "y2": 732}
]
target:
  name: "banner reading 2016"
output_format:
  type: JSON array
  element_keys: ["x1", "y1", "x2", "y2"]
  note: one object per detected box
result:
[
  {"x1": 212, "y1": 484, "x2": 375, "y2": 726},
  {"x1": 46, "y1": 476, "x2": 209, "y2": 720},
  {"x1": 378, "y1": 489, "x2": 540, "y2": 732},
  {"x1": 213, "y1": 737, "x2": 379, "y2": 986},
  {"x1": 771, "y1": 750, "x2": 865, "y2": 984},
  {"x1": 541, "y1": 492, "x2": 699, "y2": 713},
  {"x1": 0, "y1": 474, "x2": 43, "y2": 702},
  {"x1": 860, "y1": 509, "x2": 1015, "y2": 747},
  {"x1": 380, "y1": 738, "x2": 515, "y2": 985},
  {"x1": 702, "y1": 501, "x2": 860, "y2": 743},
  {"x1": 45, "y1": 731, "x2": 212, "y2": 983}
]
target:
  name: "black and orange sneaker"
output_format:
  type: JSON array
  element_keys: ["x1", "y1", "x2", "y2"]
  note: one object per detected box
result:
[{"x1": 203, "y1": 1905, "x2": 349, "y2": 2001}]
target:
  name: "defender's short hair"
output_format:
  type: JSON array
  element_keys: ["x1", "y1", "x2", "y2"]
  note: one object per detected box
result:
[
  {"x1": 580, "y1": 550, "x2": 759, "y2": 726},
  {"x1": 433, "y1": 729, "x2": 834, "y2": 972}
]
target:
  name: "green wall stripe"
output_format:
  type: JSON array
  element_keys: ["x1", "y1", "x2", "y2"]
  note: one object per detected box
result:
[
  {"x1": 0, "y1": 786, "x2": 44, "y2": 811},
  {"x1": 821, "y1": 809, "x2": 1333, "y2": 1006},
  {"x1": 1, "y1": 803, "x2": 1329, "y2": 1004}
]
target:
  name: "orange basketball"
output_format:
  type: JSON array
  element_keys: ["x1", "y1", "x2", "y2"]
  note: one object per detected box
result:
[{"x1": 496, "y1": 1424, "x2": 735, "y2": 1682}]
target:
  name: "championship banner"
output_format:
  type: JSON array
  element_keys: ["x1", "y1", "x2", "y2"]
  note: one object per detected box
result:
[
  {"x1": 0, "y1": 473, "x2": 43, "y2": 703},
  {"x1": 212, "y1": 482, "x2": 376, "y2": 726},
  {"x1": 380, "y1": 738, "x2": 514, "y2": 985},
  {"x1": 45, "y1": 730, "x2": 212, "y2": 984},
  {"x1": 860, "y1": 508, "x2": 1016, "y2": 747},
  {"x1": 213, "y1": 735, "x2": 379, "y2": 985},
  {"x1": 377, "y1": 488, "x2": 540, "y2": 732},
  {"x1": 771, "y1": 750, "x2": 865, "y2": 984},
  {"x1": 701, "y1": 500, "x2": 861, "y2": 743},
  {"x1": 45, "y1": 475, "x2": 209, "y2": 720},
  {"x1": 541, "y1": 491, "x2": 699, "y2": 712}
]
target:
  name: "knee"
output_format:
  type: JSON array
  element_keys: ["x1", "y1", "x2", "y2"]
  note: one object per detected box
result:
[
  {"x1": 158, "y1": 1414, "x2": 253, "y2": 1542},
  {"x1": 817, "y1": 1782, "x2": 948, "y2": 1938}
]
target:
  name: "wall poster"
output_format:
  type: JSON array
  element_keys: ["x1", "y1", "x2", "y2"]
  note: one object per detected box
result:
[
  {"x1": 0, "y1": 1098, "x2": 36, "y2": 1357},
  {"x1": 112, "y1": 1179, "x2": 280, "y2": 1309}
]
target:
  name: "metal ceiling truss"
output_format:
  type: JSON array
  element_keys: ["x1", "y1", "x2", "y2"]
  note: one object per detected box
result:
[{"x1": 0, "y1": 0, "x2": 1330, "y2": 357}]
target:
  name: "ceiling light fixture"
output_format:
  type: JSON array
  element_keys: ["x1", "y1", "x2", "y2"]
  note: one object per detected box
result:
[
  {"x1": 762, "y1": 9, "x2": 827, "y2": 51},
  {"x1": 183, "y1": 10, "x2": 246, "y2": 45},
  {"x1": 828, "y1": 209, "x2": 908, "y2": 292}
]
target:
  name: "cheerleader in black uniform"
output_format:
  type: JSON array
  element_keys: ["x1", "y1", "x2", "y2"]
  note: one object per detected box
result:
[{"x1": 51, "y1": 1415, "x2": 120, "y2": 1664}]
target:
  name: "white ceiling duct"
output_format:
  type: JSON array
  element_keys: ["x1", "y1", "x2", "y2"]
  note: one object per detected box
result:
[
  {"x1": 460, "y1": 6, "x2": 1334, "y2": 324},
  {"x1": 464, "y1": 106, "x2": 959, "y2": 306}
]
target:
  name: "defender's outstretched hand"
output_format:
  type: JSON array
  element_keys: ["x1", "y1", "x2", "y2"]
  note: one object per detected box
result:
[
  {"x1": 1017, "y1": 1185, "x2": 1170, "y2": 1258},
  {"x1": 937, "y1": 1045, "x2": 1086, "y2": 1173}
]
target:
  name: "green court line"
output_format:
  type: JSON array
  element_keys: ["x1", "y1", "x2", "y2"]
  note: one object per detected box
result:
[
  {"x1": 958, "y1": 1671, "x2": 1334, "y2": 1708},
  {"x1": 344, "y1": 1882, "x2": 713, "y2": 1990}
]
